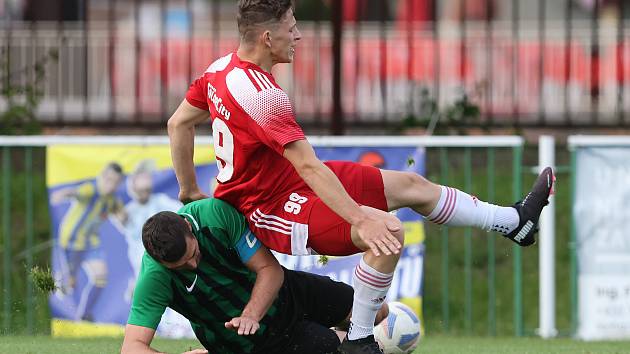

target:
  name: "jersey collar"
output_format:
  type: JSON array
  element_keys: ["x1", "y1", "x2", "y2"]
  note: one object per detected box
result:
[
  {"x1": 178, "y1": 212, "x2": 200, "y2": 233},
  {"x1": 233, "y1": 51, "x2": 273, "y2": 76}
]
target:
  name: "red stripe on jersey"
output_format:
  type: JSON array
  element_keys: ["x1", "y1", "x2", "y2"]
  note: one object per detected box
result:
[{"x1": 243, "y1": 69, "x2": 262, "y2": 92}]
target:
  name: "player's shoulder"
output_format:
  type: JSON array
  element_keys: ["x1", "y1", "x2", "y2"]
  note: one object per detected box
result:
[
  {"x1": 138, "y1": 253, "x2": 169, "y2": 278},
  {"x1": 225, "y1": 69, "x2": 290, "y2": 114},
  {"x1": 177, "y1": 198, "x2": 231, "y2": 227},
  {"x1": 204, "y1": 52, "x2": 234, "y2": 74}
]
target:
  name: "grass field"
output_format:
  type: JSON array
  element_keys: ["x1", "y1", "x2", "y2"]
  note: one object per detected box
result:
[{"x1": 1, "y1": 335, "x2": 630, "y2": 354}]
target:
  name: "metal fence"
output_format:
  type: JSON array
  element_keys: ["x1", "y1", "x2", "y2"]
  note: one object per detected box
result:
[
  {"x1": 1, "y1": 0, "x2": 629, "y2": 132},
  {"x1": 0, "y1": 135, "x2": 573, "y2": 337}
]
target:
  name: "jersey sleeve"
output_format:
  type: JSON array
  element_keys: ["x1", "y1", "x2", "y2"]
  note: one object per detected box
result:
[
  {"x1": 127, "y1": 256, "x2": 173, "y2": 329},
  {"x1": 226, "y1": 69, "x2": 305, "y2": 154},
  {"x1": 248, "y1": 89, "x2": 305, "y2": 154},
  {"x1": 185, "y1": 76, "x2": 209, "y2": 111}
]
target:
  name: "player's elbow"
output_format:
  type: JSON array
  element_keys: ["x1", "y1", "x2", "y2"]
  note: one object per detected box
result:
[
  {"x1": 292, "y1": 157, "x2": 321, "y2": 181},
  {"x1": 167, "y1": 114, "x2": 183, "y2": 134}
]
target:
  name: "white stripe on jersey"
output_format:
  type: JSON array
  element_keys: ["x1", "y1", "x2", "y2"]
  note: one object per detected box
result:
[
  {"x1": 248, "y1": 69, "x2": 268, "y2": 90},
  {"x1": 226, "y1": 67, "x2": 295, "y2": 130},
  {"x1": 251, "y1": 212, "x2": 292, "y2": 233},
  {"x1": 254, "y1": 70, "x2": 273, "y2": 89},
  {"x1": 250, "y1": 216, "x2": 292, "y2": 235},
  {"x1": 252, "y1": 209, "x2": 293, "y2": 229},
  {"x1": 257, "y1": 71, "x2": 275, "y2": 89}
]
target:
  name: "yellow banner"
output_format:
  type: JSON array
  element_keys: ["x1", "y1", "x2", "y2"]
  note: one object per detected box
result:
[{"x1": 47, "y1": 144, "x2": 215, "y2": 186}]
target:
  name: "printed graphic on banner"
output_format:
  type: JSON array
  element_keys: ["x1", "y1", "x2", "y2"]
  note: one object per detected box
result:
[
  {"x1": 574, "y1": 147, "x2": 630, "y2": 340},
  {"x1": 46, "y1": 144, "x2": 425, "y2": 337},
  {"x1": 47, "y1": 144, "x2": 215, "y2": 337}
]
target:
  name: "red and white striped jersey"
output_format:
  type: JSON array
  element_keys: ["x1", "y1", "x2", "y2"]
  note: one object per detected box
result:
[{"x1": 185, "y1": 52, "x2": 307, "y2": 217}]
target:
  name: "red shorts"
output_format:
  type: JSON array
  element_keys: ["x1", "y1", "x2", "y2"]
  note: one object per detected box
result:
[{"x1": 245, "y1": 161, "x2": 388, "y2": 256}]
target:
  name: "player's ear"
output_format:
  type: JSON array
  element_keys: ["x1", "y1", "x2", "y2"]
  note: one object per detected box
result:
[
  {"x1": 184, "y1": 219, "x2": 192, "y2": 232},
  {"x1": 263, "y1": 30, "x2": 272, "y2": 48}
]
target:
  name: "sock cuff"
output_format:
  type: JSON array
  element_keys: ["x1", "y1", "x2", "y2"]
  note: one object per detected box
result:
[
  {"x1": 355, "y1": 257, "x2": 394, "y2": 290},
  {"x1": 427, "y1": 186, "x2": 458, "y2": 224}
]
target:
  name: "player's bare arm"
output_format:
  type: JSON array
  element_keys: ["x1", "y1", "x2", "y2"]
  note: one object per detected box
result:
[
  {"x1": 120, "y1": 324, "x2": 164, "y2": 354},
  {"x1": 167, "y1": 100, "x2": 211, "y2": 203},
  {"x1": 121, "y1": 324, "x2": 208, "y2": 354},
  {"x1": 49, "y1": 187, "x2": 79, "y2": 204},
  {"x1": 283, "y1": 140, "x2": 402, "y2": 256},
  {"x1": 225, "y1": 244, "x2": 284, "y2": 335}
]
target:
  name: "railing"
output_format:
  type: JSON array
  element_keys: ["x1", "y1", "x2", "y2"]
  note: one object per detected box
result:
[
  {"x1": 2, "y1": 4, "x2": 630, "y2": 131},
  {"x1": 0, "y1": 135, "x2": 569, "y2": 337}
]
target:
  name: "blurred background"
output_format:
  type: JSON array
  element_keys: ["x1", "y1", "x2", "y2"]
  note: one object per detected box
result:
[
  {"x1": 1, "y1": 0, "x2": 629, "y2": 134},
  {"x1": 1, "y1": 0, "x2": 630, "y2": 350}
]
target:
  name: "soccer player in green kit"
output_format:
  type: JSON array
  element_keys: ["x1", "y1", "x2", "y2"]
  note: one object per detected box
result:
[{"x1": 121, "y1": 197, "x2": 387, "y2": 354}]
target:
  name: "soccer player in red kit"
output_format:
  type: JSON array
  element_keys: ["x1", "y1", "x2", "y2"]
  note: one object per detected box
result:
[{"x1": 168, "y1": 1, "x2": 554, "y2": 353}]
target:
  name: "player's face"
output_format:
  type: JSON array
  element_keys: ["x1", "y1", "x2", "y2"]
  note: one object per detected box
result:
[
  {"x1": 98, "y1": 169, "x2": 123, "y2": 195},
  {"x1": 269, "y1": 9, "x2": 301, "y2": 64},
  {"x1": 132, "y1": 173, "x2": 153, "y2": 204},
  {"x1": 164, "y1": 235, "x2": 201, "y2": 271}
]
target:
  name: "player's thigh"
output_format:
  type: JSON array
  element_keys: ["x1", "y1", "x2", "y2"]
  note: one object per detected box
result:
[
  {"x1": 308, "y1": 161, "x2": 389, "y2": 256},
  {"x1": 380, "y1": 169, "x2": 441, "y2": 211},
  {"x1": 275, "y1": 320, "x2": 341, "y2": 354},
  {"x1": 307, "y1": 203, "x2": 360, "y2": 255},
  {"x1": 324, "y1": 161, "x2": 388, "y2": 210},
  {"x1": 349, "y1": 205, "x2": 404, "y2": 251},
  {"x1": 285, "y1": 269, "x2": 353, "y2": 328}
]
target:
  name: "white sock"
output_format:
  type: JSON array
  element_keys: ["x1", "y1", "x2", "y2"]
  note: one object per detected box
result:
[
  {"x1": 427, "y1": 186, "x2": 519, "y2": 235},
  {"x1": 347, "y1": 257, "x2": 393, "y2": 340}
]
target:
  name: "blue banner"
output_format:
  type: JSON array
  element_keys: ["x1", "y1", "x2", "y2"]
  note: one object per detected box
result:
[{"x1": 46, "y1": 144, "x2": 425, "y2": 337}]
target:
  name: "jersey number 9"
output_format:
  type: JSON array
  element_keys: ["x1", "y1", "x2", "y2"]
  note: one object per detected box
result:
[{"x1": 212, "y1": 118, "x2": 234, "y2": 183}]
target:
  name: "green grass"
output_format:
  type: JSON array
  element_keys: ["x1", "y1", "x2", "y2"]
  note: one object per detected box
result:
[{"x1": 1, "y1": 335, "x2": 630, "y2": 354}]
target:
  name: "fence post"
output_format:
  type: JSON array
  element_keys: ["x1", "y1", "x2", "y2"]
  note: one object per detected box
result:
[
  {"x1": 487, "y1": 148, "x2": 496, "y2": 336},
  {"x1": 440, "y1": 147, "x2": 449, "y2": 332},
  {"x1": 538, "y1": 136, "x2": 557, "y2": 338},
  {"x1": 570, "y1": 146, "x2": 578, "y2": 335},
  {"x1": 513, "y1": 146, "x2": 523, "y2": 337},
  {"x1": 2, "y1": 147, "x2": 11, "y2": 332},
  {"x1": 464, "y1": 148, "x2": 472, "y2": 334},
  {"x1": 26, "y1": 147, "x2": 34, "y2": 334}
]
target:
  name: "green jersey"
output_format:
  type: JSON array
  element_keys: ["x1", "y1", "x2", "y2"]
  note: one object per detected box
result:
[{"x1": 127, "y1": 198, "x2": 279, "y2": 354}]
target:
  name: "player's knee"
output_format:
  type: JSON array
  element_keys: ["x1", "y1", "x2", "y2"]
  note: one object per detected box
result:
[
  {"x1": 404, "y1": 171, "x2": 433, "y2": 191},
  {"x1": 388, "y1": 216, "x2": 405, "y2": 246}
]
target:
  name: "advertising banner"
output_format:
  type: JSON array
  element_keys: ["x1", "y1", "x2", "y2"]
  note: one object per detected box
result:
[
  {"x1": 46, "y1": 143, "x2": 425, "y2": 337},
  {"x1": 574, "y1": 147, "x2": 630, "y2": 340}
]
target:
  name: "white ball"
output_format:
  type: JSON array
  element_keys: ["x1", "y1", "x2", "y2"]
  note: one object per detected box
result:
[{"x1": 374, "y1": 302, "x2": 421, "y2": 354}]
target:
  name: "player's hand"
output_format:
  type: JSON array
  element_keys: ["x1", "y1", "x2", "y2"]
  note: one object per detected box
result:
[
  {"x1": 181, "y1": 349, "x2": 208, "y2": 354},
  {"x1": 225, "y1": 316, "x2": 260, "y2": 335},
  {"x1": 178, "y1": 188, "x2": 209, "y2": 204},
  {"x1": 356, "y1": 217, "x2": 402, "y2": 257}
]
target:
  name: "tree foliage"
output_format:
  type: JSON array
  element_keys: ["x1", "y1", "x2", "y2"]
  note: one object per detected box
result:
[{"x1": 1, "y1": 48, "x2": 58, "y2": 135}]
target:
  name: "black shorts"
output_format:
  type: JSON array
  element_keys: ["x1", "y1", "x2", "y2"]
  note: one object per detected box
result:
[{"x1": 253, "y1": 268, "x2": 354, "y2": 354}]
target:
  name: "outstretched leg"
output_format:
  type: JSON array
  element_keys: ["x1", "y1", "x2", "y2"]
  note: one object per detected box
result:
[{"x1": 381, "y1": 167, "x2": 554, "y2": 246}]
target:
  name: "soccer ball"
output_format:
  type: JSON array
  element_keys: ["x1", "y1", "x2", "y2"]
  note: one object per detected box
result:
[{"x1": 374, "y1": 302, "x2": 421, "y2": 354}]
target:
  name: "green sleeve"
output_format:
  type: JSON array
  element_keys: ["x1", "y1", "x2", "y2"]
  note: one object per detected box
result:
[
  {"x1": 127, "y1": 256, "x2": 173, "y2": 329},
  {"x1": 211, "y1": 198, "x2": 249, "y2": 247},
  {"x1": 181, "y1": 198, "x2": 248, "y2": 248}
]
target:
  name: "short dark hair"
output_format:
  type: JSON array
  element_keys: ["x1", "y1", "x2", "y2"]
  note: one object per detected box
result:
[
  {"x1": 105, "y1": 162, "x2": 123, "y2": 175},
  {"x1": 142, "y1": 211, "x2": 190, "y2": 263},
  {"x1": 237, "y1": 0, "x2": 294, "y2": 42}
]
